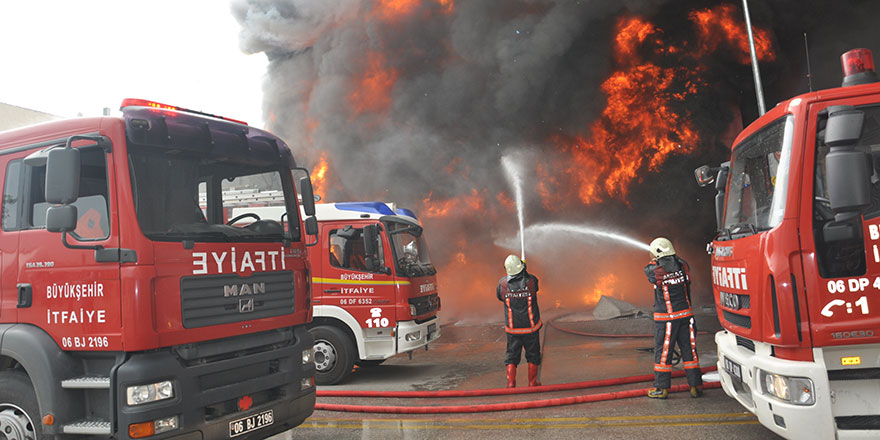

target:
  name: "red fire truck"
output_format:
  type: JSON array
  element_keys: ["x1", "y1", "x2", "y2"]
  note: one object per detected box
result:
[
  {"x1": 306, "y1": 202, "x2": 441, "y2": 385},
  {"x1": 0, "y1": 99, "x2": 319, "y2": 439},
  {"x1": 696, "y1": 49, "x2": 880, "y2": 438}
]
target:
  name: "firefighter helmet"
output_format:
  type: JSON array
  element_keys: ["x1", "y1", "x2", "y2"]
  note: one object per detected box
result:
[
  {"x1": 649, "y1": 237, "x2": 676, "y2": 259},
  {"x1": 504, "y1": 254, "x2": 525, "y2": 276}
]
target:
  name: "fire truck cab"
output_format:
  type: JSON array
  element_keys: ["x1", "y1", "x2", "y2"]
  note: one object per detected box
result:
[
  {"x1": 306, "y1": 202, "x2": 441, "y2": 385},
  {"x1": 697, "y1": 49, "x2": 880, "y2": 438},
  {"x1": 0, "y1": 99, "x2": 319, "y2": 439}
]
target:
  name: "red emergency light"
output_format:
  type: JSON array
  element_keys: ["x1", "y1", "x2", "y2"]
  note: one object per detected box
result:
[
  {"x1": 841, "y1": 48, "x2": 878, "y2": 87},
  {"x1": 119, "y1": 98, "x2": 249, "y2": 126}
]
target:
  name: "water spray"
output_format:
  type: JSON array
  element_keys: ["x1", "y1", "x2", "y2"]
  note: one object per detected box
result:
[
  {"x1": 501, "y1": 154, "x2": 527, "y2": 261},
  {"x1": 505, "y1": 223, "x2": 650, "y2": 253}
]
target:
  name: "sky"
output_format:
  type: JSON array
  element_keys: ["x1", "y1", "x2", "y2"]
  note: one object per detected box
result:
[{"x1": 0, "y1": 1, "x2": 268, "y2": 127}]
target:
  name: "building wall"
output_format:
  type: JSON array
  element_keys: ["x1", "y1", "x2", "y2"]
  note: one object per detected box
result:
[{"x1": 0, "y1": 102, "x2": 59, "y2": 131}]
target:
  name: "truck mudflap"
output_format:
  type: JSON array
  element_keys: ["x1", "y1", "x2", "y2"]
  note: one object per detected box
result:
[
  {"x1": 716, "y1": 330, "x2": 842, "y2": 440},
  {"x1": 396, "y1": 316, "x2": 441, "y2": 354},
  {"x1": 114, "y1": 326, "x2": 315, "y2": 440}
]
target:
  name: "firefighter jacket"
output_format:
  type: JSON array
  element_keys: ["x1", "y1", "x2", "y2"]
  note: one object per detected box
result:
[
  {"x1": 644, "y1": 255, "x2": 693, "y2": 321},
  {"x1": 497, "y1": 271, "x2": 542, "y2": 334}
]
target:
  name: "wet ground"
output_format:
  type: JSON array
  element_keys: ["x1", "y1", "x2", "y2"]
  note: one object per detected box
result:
[{"x1": 270, "y1": 307, "x2": 783, "y2": 439}]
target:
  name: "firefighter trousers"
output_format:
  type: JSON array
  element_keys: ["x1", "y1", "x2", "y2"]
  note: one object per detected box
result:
[
  {"x1": 505, "y1": 331, "x2": 541, "y2": 366},
  {"x1": 653, "y1": 316, "x2": 702, "y2": 389}
]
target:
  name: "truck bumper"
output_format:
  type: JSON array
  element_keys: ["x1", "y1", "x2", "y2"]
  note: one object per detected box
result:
[
  {"x1": 716, "y1": 330, "x2": 841, "y2": 440},
  {"x1": 114, "y1": 326, "x2": 315, "y2": 440},
  {"x1": 396, "y1": 316, "x2": 441, "y2": 354}
]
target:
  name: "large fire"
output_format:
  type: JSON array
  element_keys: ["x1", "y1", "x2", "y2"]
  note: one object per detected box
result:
[{"x1": 287, "y1": 3, "x2": 776, "y2": 321}]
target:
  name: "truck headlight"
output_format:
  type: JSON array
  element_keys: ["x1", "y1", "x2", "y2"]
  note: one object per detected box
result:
[
  {"x1": 405, "y1": 331, "x2": 421, "y2": 342},
  {"x1": 303, "y1": 347, "x2": 314, "y2": 365},
  {"x1": 126, "y1": 381, "x2": 174, "y2": 406},
  {"x1": 759, "y1": 370, "x2": 815, "y2": 405}
]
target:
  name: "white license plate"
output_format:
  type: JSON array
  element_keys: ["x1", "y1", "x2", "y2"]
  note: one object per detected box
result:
[
  {"x1": 723, "y1": 357, "x2": 743, "y2": 382},
  {"x1": 229, "y1": 409, "x2": 274, "y2": 438}
]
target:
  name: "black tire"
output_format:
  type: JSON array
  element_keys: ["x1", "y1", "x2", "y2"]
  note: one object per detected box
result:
[
  {"x1": 0, "y1": 371, "x2": 43, "y2": 440},
  {"x1": 355, "y1": 359, "x2": 385, "y2": 368},
  {"x1": 310, "y1": 325, "x2": 355, "y2": 385}
]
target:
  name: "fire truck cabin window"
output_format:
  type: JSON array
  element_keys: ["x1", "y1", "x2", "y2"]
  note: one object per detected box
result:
[
  {"x1": 723, "y1": 115, "x2": 794, "y2": 235},
  {"x1": 2, "y1": 160, "x2": 22, "y2": 231},
  {"x1": 27, "y1": 147, "x2": 110, "y2": 239},
  {"x1": 329, "y1": 226, "x2": 385, "y2": 273}
]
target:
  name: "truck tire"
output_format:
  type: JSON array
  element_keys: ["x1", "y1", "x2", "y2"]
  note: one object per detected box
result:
[
  {"x1": 0, "y1": 371, "x2": 43, "y2": 440},
  {"x1": 311, "y1": 326, "x2": 355, "y2": 385}
]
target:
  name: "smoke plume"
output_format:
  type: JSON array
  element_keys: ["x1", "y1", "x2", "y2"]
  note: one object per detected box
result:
[{"x1": 233, "y1": 0, "x2": 880, "y2": 322}]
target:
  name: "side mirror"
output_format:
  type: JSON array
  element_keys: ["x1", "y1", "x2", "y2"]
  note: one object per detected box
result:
[
  {"x1": 46, "y1": 205, "x2": 77, "y2": 233},
  {"x1": 304, "y1": 216, "x2": 318, "y2": 235},
  {"x1": 363, "y1": 224, "x2": 379, "y2": 256},
  {"x1": 299, "y1": 177, "x2": 316, "y2": 217},
  {"x1": 824, "y1": 106, "x2": 871, "y2": 218},
  {"x1": 694, "y1": 165, "x2": 715, "y2": 187},
  {"x1": 45, "y1": 148, "x2": 80, "y2": 205},
  {"x1": 825, "y1": 105, "x2": 864, "y2": 147}
]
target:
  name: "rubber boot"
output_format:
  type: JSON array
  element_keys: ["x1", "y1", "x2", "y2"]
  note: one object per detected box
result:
[
  {"x1": 690, "y1": 386, "x2": 703, "y2": 398},
  {"x1": 528, "y1": 363, "x2": 541, "y2": 387},
  {"x1": 647, "y1": 388, "x2": 668, "y2": 399},
  {"x1": 506, "y1": 364, "x2": 517, "y2": 388}
]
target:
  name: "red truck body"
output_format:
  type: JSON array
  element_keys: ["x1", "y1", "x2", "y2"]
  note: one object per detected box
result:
[
  {"x1": 0, "y1": 100, "x2": 317, "y2": 439},
  {"x1": 707, "y1": 50, "x2": 880, "y2": 438}
]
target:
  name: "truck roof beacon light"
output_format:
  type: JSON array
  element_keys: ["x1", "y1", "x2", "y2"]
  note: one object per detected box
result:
[
  {"x1": 119, "y1": 98, "x2": 249, "y2": 125},
  {"x1": 841, "y1": 48, "x2": 878, "y2": 87}
]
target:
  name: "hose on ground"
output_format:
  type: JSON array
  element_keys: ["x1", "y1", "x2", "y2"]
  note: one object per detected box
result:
[
  {"x1": 315, "y1": 381, "x2": 722, "y2": 414},
  {"x1": 548, "y1": 314, "x2": 712, "y2": 338},
  {"x1": 316, "y1": 366, "x2": 717, "y2": 398}
]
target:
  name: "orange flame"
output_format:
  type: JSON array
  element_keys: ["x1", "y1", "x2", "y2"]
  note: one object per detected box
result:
[
  {"x1": 311, "y1": 153, "x2": 330, "y2": 201},
  {"x1": 349, "y1": 52, "x2": 399, "y2": 116},
  {"x1": 584, "y1": 273, "x2": 618, "y2": 306},
  {"x1": 690, "y1": 4, "x2": 775, "y2": 64}
]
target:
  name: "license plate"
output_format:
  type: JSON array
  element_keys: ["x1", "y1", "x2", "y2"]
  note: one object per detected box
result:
[
  {"x1": 723, "y1": 357, "x2": 743, "y2": 382},
  {"x1": 720, "y1": 291, "x2": 740, "y2": 310},
  {"x1": 229, "y1": 409, "x2": 273, "y2": 438}
]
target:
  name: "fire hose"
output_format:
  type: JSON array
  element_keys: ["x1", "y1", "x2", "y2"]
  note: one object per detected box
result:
[
  {"x1": 316, "y1": 366, "x2": 716, "y2": 398},
  {"x1": 315, "y1": 366, "x2": 720, "y2": 414}
]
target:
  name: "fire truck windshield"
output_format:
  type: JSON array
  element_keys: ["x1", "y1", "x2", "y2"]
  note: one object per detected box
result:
[
  {"x1": 722, "y1": 115, "x2": 795, "y2": 238},
  {"x1": 127, "y1": 143, "x2": 298, "y2": 243},
  {"x1": 386, "y1": 220, "x2": 436, "y2": 278}
]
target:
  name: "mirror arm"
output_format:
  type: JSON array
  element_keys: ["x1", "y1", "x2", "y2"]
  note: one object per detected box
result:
[
  {"x1": 61, "y1": 232, "x2": 103, "y2": 251},
  {"x1": 305, "y1": 235, "x2": 318, "y2": 247}
]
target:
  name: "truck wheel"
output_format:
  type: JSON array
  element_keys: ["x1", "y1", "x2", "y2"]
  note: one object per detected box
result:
[
  {"x1": 0, "y1": 371, "x2": 43, "y2": 440},
  {"x1": 311, "y1": 326, "x2": 355, "y2": 385}
]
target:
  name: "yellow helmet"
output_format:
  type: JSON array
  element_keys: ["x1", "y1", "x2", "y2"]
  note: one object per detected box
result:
[
  {"x1": 649, "y1": 237, "x2": 676, "y2": 259},
  {"x1": 504, "y1": 254, "x2": 525, "y2": 276}
]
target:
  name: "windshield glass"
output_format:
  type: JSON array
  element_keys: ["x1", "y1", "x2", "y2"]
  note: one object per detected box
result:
[
  {"x1": 722, "y1": 115, "x2": 795, "y2": 236},
  {"x1": 386, "y1": 220, "x2": 435, "y2": 277},
  {"x1": 128, "y1": 144, "x2": 299, "y2": 243}
]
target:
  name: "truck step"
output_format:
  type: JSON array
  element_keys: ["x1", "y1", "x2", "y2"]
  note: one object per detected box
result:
[
  {"x1": 61, "y1": 375, "x2": 110, "y2": 389},
  {"x1": 62, "y1": 419, "x2": 112, "y2": 435}
]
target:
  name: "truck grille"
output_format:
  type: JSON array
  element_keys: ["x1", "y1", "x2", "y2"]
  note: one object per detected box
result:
[
  {"x1": 836, "y1": 416, "x2": 880, "y2": 430},
  {"x1": 722, "y1": 310, "x2": 751, "y2": 329},
  {"x1": 180, "y1": 271, "x2": 294, "y2": 328},
  {"x1": 409, "y1": 293, "x2": 440, "y2": 316},
  {"x1": 735, "y1": 335, "x2": 755, "y2": 352}
]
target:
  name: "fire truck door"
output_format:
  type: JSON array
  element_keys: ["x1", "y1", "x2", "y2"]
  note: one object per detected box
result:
[
  {"x1": 324, "y1": 224, "x2": 395, "y2": 330},
  {"x1": 14, "y1": 145, "x2": 122, "y2": 350}
]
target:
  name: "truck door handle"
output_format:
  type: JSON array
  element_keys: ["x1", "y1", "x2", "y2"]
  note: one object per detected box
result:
[
  {"x1": 324, "y1": 289, "x2": 341, "y2": 293},
  {"x1": 17, "y1": 284, "x2": 32, "y2": 308}
]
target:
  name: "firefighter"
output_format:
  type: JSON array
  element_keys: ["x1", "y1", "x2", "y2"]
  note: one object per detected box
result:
[
  {"x1": 644, "y1": 237, "x2": 702, "y2": 399},
  {"x1": 497, "y1": 254, "x2": 542, "y2": 388}
]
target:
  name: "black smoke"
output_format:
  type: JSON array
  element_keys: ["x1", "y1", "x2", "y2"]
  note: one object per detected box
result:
[{"x1": 232, "y1": 0, "x2": 880, "y2": 318}]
